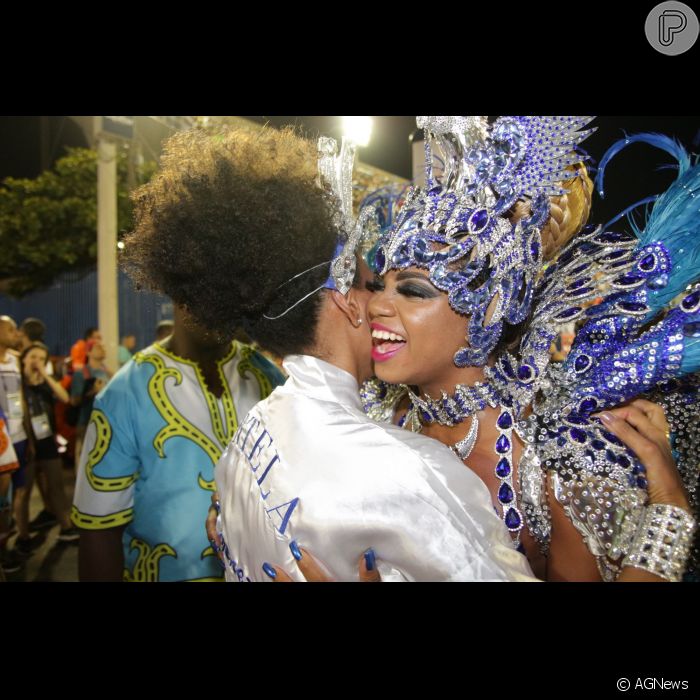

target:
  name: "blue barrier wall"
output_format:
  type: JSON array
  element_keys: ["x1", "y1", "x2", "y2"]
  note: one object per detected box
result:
[{"x1": 0, "y1": 267, "x2": 173, "y2": 356}]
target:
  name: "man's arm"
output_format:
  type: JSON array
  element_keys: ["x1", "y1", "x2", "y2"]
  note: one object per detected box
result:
[{"x1": 78, "y1": 526, "x2": 126, "y2": 581}]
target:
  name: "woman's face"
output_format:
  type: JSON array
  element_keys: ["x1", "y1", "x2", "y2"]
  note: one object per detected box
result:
[
  {"x1": 367, "y1": 268, "x2": 469, "y2": 389},
  {"x1": 23, "y1": 347, "x2": 48, "y2": 374}
]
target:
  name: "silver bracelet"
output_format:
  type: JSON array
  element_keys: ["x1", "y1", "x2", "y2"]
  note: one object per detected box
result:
[{"x1": 622, "y1": 504, "x2": 696, "y2": 582}]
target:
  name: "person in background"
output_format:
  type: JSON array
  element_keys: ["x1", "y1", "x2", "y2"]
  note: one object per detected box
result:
[
  {"x1": 20, "y1": 342, "x2": 79, "y2": 544},
  {"x1": 70, "y1": 327, "x2": 101, "y2": 371},
  {"x1": 0, "y1": 315, "x2": 39, "y2": 562},
  {"x1": 118, "y1": 334, "x2": 136, "y2": 367},
  {"x1": 16, "y1": 317, "x2": 62, "y2": 529},
  {"x1": 0, "y1": 404, "x2": 20, "y2": 575},
  {"x1": 18, "y1": 318, "x2": 54, "y2": 377},
  {"x1": 71, "y1": 339, "x2": 112, "y2": 469},
  {"x1": 72, "y1": 126, "x2": 288, "y2": 582},
  {"x1": 72, "y1": 306, "x2": 285, "y2": 581}
]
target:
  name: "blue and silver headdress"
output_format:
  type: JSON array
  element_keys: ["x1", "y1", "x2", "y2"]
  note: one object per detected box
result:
[{"x1": 374, "y1": 116, "x2": 596, "y2": 366}]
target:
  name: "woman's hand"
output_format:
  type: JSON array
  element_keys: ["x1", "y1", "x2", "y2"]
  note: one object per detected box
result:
[
  {"x1": 205, "y1": 491, "x2": 224, "y2": 563},
  {"x1": 595, "y1": 399, "x2": 690, "y2": 511},
  {"x1": 268, "y1": 546, "x2": 381, "y2": 583}
]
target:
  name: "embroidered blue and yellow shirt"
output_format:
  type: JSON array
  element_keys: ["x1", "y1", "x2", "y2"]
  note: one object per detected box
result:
[{"x1": 72, "y1": 341, "x2": 285, "y2": 582}]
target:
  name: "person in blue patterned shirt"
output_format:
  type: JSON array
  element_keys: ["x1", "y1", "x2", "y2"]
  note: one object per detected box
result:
[{"x1": 73, "y1": 306, "x2": 284, "y2": 581}]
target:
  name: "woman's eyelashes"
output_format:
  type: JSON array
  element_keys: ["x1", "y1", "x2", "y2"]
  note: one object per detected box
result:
[
  {"x1": 364, "y1": 277, "x2": 438, "y2": 299},
  {"x1": 397, "y1": 283, "x2": 439, "y2": 299},
  {"x1": 365, "y1": 279, "x2": 385, "y2": 293}
]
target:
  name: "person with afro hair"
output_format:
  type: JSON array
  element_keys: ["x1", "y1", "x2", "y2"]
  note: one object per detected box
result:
[
  {"x1": 156, "y1": 125, "x2": 535, "y2": 582},
  {"x1": 71, "y1": 126, "x2": 296, "y2": 582}
]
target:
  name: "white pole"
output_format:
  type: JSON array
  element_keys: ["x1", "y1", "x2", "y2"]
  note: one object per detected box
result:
[
  {"x1": 411, "y1": 129, "x2": 426, "y2": 186},
  {"x1": 97, "y1": 137, "x2": 119, "y2": 372}
]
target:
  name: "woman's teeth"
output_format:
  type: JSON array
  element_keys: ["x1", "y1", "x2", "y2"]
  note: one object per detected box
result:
[{"x1": 371, "y1": 330, "x2": 406, "y2": 342}]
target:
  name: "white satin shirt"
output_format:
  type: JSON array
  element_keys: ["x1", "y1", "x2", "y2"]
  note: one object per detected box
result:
[{"x1": 216, "y1": 355, "x2": 537, "y2": 582}]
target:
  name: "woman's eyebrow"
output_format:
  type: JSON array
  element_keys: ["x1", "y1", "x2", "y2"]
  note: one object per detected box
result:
[{"x1": 395, "y1": 271, "x2": 430, "y2": 282}]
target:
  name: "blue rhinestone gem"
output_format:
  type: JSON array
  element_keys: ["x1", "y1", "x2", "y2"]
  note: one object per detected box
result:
[
  {"x1": 578, "y1": 397, "x2": 598, "y2": 414},
  {"x1": 500, "y1": 356, "x2": 516, "y2": 379},
  {"x1": 558, "y1": 248, "x2": 576, "y2": 266},
  {"x1": 498, "y1": 483, "x2": 514, "y2": 504},
  {"x1": 632, "y1": 464, "x2": 647, "y2": 475},
  {"x1": 415, "y1": 247, "x2": 434, "y2": 264},
  {"x1": 617, "y1": 455, "x2": 631, "y2": 468},
  {"x1": 636, "y1": 477, "x2": 649, "y2": 489},
  {"x1": 567, "y1": 278, "x2": 589, "y2": 291},
  {"x1": 569, "y1": 428, "x2": 587, "y2": 444},
  {"x1": 505, "y1": 508, "x2": 521, "y2": 529},
  {"x1": 574, "y1": 354, "x2": 592, "y2": 373},
  {"x1": 591, "y1": 439, "x2": 606, "y2": 451},
  {"x1": 469, "y1": 209, "x2": 489, "y2": 232},
  {"x1": 681, "y1": 289, "x2": 700, "y2": 313},
  {"x1": 614, "y1": 273, "x2": 645, "y2": 287},
  {"x1": 517, "y1": 364, "x2": 534, "y2": 382},
  {"x1": 638, "y1": 252, "x2": 657, "y2": 272},
  {"x1": 495, "y1": 435, "x2": 511, "y2": 454},
  {"x1": 496, "y1": 458, "x2": 511, "y2": 478},
  {"x1": 596, "y1": 231, "x2": 633, "y2": 244},
  {"x1": 617, "y1": 301, "x2": 649, "y2": 314},
  {"x1": 374, "y1": 247, "x2": 386, "y2": 271},
  {"x1": 555, "y1": 307, "x2": 582, "y2": 321},
  {"x1": 497, "y1": 412, "x2": 513, "y2": 430}
]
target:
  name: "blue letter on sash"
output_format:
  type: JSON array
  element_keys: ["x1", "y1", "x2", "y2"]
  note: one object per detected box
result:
[{"x1": 266, "y1": 498, "x2": 299, "y2": 535}]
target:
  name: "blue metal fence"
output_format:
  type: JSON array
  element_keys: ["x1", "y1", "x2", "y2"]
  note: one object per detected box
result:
[{"x1": 0, "y1": 267, "x2": 172, "y2": 356}]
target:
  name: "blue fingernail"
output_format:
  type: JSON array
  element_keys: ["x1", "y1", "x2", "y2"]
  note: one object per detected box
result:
[
  {"x1": 364, "y1": 548, "x2": 376, "y2": 572},
  {"x1": 214, "y1": 500, "x2": 221, "y2": 514},
  {"x1": 262, "y1": 562, "x2": 277, "y2": 579},
  {"x1": 290, "y1": 540, "x2": 303, "y2": 561}
]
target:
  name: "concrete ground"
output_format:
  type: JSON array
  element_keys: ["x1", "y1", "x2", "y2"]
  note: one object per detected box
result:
[{"x1": 3, "y1": 466, "x2": 79, "y2": 582}]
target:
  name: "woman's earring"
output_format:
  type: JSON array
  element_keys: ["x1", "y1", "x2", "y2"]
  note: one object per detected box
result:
[{"x1": 357, "y1": 318, "x2": 363, "y2": 325}]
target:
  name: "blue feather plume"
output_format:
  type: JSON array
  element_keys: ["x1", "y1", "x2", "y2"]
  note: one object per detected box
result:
[{"x1": 596, "y1": 132, "x2": 700, "y2": 316}]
